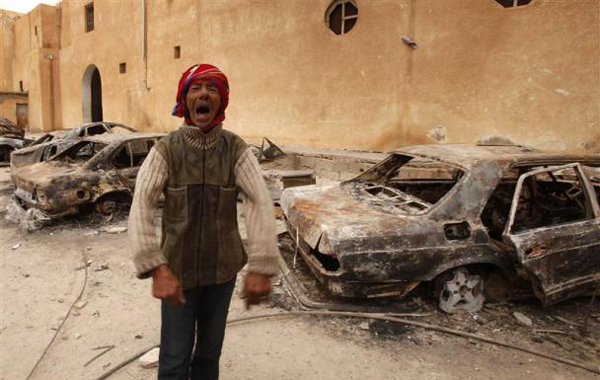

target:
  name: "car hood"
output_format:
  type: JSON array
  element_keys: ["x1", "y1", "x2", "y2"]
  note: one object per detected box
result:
[
  {"x1": 13, "y1": 161, "x2": 78, "y2": 192},
  {"x1": 281, "y1": 184, "x2": 416, "y2": 253}
]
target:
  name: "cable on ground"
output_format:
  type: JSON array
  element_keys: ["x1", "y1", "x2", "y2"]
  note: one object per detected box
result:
[
  {"x1": 25, "y1": 248, "x2": 89, "y2": 380},
  {"x1": 93, "y1": 309, "x2": 600, "y2": 380}
]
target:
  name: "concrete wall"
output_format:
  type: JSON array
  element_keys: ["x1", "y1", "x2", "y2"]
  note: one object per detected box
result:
[{"x1": 4, "y1": 0, "x2": 600, "y2": 151}]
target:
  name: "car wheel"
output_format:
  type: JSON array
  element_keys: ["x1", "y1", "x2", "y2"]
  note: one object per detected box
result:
[
  {"x1": 96, "y1": 198, "x2": 117, "y2": 216},
  {"x1": 437, "y1": 267, "x2": 485, "y2": 314}
]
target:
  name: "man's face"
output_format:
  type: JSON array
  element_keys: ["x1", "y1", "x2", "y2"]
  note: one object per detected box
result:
[{"x1": 185, "y1": 80, "x2": 221, "y2": 130}]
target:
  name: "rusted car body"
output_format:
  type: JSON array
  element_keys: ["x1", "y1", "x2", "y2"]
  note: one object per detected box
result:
[
  {"x1": 281, "y1": 144, "x2": 600, "y2": 308},
  {"x1": 0, "y1": 137, "x2": 26, "y2": 166},
  {"x1": 10, "y1": 139, "x2": 77, "y2": 170},
  {"x1": 12, "y1": 133, "x2": 163, "y2": 218},
  {"x1": 11, "y1": 122, "x2": 138, "y2": 170},
  {"x1": 28, "y1": 122, "x2": 136, "y2": 147},
  {"x1": 0, "y1": 117, "x2": 28, "y2": 166}
]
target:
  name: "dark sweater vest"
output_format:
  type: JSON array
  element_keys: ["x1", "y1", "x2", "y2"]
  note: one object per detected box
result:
[{"x1": 154, "y1": 129, "x2": 248, "y2": 289}]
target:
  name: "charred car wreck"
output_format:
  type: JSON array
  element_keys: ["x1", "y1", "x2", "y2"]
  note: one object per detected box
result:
[
  {"x1": 0, "y1": 117, "x2": 30, "y2": 166},
  {"x1": 281, "y1": 144, "x2": 600, "y2": 312},
  {"x1": 12, "y1": 133, "x2": 163, "y2": 218},
  {"x1": 11, "y1": 121, "x2": 138, "y2": 170}
]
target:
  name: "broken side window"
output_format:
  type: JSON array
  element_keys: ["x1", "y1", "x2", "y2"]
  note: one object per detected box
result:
[
  {"x1": 129, "y1": 140, "x2": 151, "y2": 167},
  {"x1": 481, "y1": 167, "x2": 521, "y2": 241},
  {"x1": 112, "y1": 145, "x2": 132, "y2": 169},
  {"x1": 510, "y1": 165, "x2": 593, "y2": 233},
  {"x1": 583, "y1": 166, "x2": 600, "y2": 205},
  {"x1": 42, "y1": 145, "x2": 58, "y2": 161},
  {"x1": 112, "y1": 140, "x2": 152, "y2": 169},
  {"x1": 54, "y1": 141, "x2": 107, "y2": 165},
  {"x1": 86, "y1": 124, "x2": 108, "y2": 136}
]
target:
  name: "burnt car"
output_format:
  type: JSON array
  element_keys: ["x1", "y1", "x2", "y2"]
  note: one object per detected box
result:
[
  {"x1": 0, "y1": 136, "x2": 27, "y2": 166},
  {"x1": 10, "y1": 122, "x2": 137, "y2": 170},
  {"x1": 12, "y1": 133, "x2": 163, "y2": 218},
  {"x1": 10, "y1": 139, "x2": 77, "y2": 170},
  {"x1": 281, "y1": 144, "x2": 600, "y2": 312},
  {"x1": 28, "y1": 121, "x2": 136, "y2": 146},
  {"x1": 0, "y1": 117, "x2": 29, "y2": 166}
]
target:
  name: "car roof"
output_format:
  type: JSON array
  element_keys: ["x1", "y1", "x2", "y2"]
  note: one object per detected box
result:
[
  {"x1": 392, "y1": 144, "x2": 599, "y2": 169},
  {"x1": 77, "y1": 121, "x2": 136, "y2": 130},
  {"x1": 83, "y1": 132, "x2": 165, "y2": 144}
]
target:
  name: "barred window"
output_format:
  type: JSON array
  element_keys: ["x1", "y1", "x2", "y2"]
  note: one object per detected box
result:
[
  {"x1": 85, "y1": 3, "x2": 94, "y2": 32},
  {"x1": 494, "y1": 0, "x2": 532, "y2": 8},
  {"x1": 326, "y1": 0, "x2": 358, "y2": 36}
]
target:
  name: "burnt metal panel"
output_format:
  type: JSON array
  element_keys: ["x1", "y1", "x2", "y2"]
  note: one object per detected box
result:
[{"x1": 504, "y1": 163, "x2": 600, "y2": 304}]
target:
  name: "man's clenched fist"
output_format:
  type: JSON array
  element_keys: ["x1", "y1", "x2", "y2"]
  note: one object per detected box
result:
[
  {"x1": 242, "y1": 272, "x2": 271, "y2": 308},
  {"x1": 152, "y1": 264, "x2": 185, "y2": 306}
]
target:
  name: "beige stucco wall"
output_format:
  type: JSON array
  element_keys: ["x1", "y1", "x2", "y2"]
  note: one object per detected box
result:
[
  {"x1": 5, "y1": 0, "x2": 600, "y2": 150},
  {"x1": 0, "y1": 10, "x2": 20, "y2": 91},
  {"x1": 0, "y1": 93, "x2": 27, "y2": 125},
  {"x1": 398, "y1": 0, "x2": 600, "y2": 152},
  {"x1": 58, "y1": 0, "x2": 146, "y2": 130},
  {"x1": 8, "y1": 5, "x2": 59, "y2": 132}
]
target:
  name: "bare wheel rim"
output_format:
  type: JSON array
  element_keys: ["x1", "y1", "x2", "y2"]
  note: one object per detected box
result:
[{"x1": 439, "y1": 267, "x2": 485, "y2": 313}]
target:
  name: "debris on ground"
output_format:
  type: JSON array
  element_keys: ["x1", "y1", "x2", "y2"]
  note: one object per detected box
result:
[
  {"x1": 76, "y1": 260, "x2": 93, "y2": 270},
  {"x1": 251, "y1": 137, "x2": 286, "y2": 163},
  {"x1": 139, "y1": 347, "x2": 160, "y2": 368},
  {"x1": 104, "y1": 226, "x2": 127, "y2": 234},
  {"x1": 94, "y1": 263, "x2": 110, "y2": 272},
  {"x1": 513, "y1": 312, "x2": 534, "y2": 327},
  {"x1": 5, "y1": 198, "x2": 49, "y2": 231},
  {"x1": 84, "y1": 345, "x2": 115, "y2": 367}
]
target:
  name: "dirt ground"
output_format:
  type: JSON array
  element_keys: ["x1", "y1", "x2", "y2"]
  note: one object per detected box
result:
[{"x1": 1, "y1": 166, "x2": 599, "y2": 380}]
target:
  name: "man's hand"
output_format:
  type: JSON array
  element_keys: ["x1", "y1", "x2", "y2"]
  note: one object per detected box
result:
[
  {"x1": 242, "y1": 272, "x2": 272, "y2": 308},
  {"x1": 151, "y1": 264, "x2": 185, "y2": 306}
]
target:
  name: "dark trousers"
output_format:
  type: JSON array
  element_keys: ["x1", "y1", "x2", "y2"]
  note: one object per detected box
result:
[{"x1": 158, "y1": 278, "x2": 236, "y2": 380}]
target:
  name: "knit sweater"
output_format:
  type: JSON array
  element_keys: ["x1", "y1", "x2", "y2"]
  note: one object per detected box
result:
[{"x1": 129, "y1": 124, "x2": 280, "y2": 279}]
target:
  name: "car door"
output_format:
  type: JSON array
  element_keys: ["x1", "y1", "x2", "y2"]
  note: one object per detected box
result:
[
  {"x1": 110, "y1": 142, "x2": 137, "y2": 189},
  {"x1": 502, "y1": 163, "x2": 600, "y2": 305},
  {"x1": 112, "y1": 139, "x2": 153, "y2": 189}
]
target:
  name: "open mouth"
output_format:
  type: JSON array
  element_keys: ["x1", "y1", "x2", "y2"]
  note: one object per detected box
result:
[{"x1": 196, "y1": 105, "x2": 211, "y2": 115}]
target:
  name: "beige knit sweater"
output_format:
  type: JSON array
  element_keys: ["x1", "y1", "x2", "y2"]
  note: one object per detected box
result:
[{"x1": 129, "y1": 124, "x2": 280, "y2": 279}]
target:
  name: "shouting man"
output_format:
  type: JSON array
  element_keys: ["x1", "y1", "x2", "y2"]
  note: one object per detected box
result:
[{"x1": 129, "y1": 64, "x2": 279, "y2": 380}]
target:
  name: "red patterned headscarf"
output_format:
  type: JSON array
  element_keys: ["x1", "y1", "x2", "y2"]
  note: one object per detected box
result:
[{"x1": 172, "y1": 64, "x2": 229, "y2": 128}]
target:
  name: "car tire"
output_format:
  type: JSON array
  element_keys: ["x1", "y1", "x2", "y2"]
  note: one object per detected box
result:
[{"x1": 95, "y1": 193, "x2": 130, "y2": 216}]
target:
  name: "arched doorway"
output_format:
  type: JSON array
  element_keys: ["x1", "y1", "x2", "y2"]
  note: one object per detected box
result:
[{"x1": 82, "y1": 64, "x2": 103, "y2": 122}]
